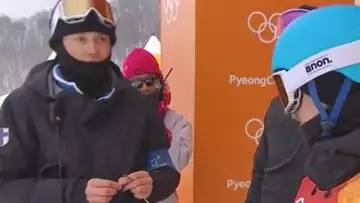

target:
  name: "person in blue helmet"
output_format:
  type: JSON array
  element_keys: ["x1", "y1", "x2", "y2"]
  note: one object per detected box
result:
[{"x1": 271, "y1": 4, "x2": 360, "y2": 203}]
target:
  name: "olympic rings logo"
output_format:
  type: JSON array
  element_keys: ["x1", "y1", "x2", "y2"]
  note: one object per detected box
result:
[
  {"x1": 247, "y1": 11, "x2": 280, "y2": 44},
  {"x1": 244, "y1": 118, "x2": 264, "y2": 145},
  {"x1": 163, "y1": 0, "x2": 181, "y2": 24}
]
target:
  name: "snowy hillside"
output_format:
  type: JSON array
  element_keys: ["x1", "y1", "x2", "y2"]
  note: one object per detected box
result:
[{"x1": 0, "y1": 0, "x2": 159, "y2": 94}]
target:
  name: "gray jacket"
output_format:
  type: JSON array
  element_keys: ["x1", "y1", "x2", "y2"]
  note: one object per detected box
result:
[{"x1": 158, "y1": 108, "x2": 192, "y2": 203}]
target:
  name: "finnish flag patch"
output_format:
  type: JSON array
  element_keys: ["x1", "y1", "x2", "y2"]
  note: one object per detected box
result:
[{"x1": 0, "y1": 128, "x2": 9, "y2": 147}]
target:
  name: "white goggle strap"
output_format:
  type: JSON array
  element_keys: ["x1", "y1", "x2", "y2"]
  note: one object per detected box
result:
[
  {"x1": 50, "y1": 1, "x2": 62, "y2": 35},
  {"x1": 282, "y1": 39, "x2": 360, "y2": 93}
]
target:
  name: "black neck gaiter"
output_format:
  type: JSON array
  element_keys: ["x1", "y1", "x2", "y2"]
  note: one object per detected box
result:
[{"x1": 54, "y1": 43, "x2": 113, "y2": 99}]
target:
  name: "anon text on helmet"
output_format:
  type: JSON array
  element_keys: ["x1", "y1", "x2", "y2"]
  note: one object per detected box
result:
[{"x1": 305, "y1": 55, "x2": 333, "y2": 74}]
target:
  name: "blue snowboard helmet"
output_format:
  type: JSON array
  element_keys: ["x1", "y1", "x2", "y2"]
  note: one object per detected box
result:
[{"x1": 271, "y1": 5, "x2": 360, "y2": 137}]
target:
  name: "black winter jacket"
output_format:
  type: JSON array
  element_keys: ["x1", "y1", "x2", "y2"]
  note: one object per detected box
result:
[
  {"x1": 245, "y1": 97, "x2": 309, "y2": 203},
  {"x1": 0, "y1": 61, "x2": 180, "y2": 203}
]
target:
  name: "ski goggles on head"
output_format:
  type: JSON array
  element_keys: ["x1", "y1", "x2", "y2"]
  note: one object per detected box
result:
[
  {"x1": 50, "y1": 0, "x2": 115, "y2": 33},
  {"x1": 276, "y1": 8, "x2": 308, "y2": 37},
  {"x1": 271, "y1": 39, "x2": 360, "y2": 114}
]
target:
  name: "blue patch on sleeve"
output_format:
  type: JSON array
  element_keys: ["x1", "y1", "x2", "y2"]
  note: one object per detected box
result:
[
  {"x1": 0, "y1": 128, "x2": 9, "y2": 147},
  {"x1": 146, "y1": 149, "x2": 175, "y2": 171}
]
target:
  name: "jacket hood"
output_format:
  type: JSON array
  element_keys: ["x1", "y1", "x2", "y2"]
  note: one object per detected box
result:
[{"x1": 121, "y1": 48, "x2": 163, "y2": 80}]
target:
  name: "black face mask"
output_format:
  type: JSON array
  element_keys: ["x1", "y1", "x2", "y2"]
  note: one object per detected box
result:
[{"x1": 54, "y1": 43, "x2": 113, "y2": 99}]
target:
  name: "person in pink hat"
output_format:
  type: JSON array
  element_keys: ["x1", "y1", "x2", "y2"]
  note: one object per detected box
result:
[{"x1": 122, "y1": 48, "x2": 193, "y2": 203}]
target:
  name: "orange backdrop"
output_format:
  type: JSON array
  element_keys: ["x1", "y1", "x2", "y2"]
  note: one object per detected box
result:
[{"x1": 160, "y1": 0, "x2": 353, "y2": 203}]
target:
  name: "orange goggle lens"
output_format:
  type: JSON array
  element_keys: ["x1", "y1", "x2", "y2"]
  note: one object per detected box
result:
[
  {"x1": 62, "y1": 0, "x2": 115, "y2": 24},
  {"x1": 272, "y1": 74, "x2": 289, "y2": 107}
]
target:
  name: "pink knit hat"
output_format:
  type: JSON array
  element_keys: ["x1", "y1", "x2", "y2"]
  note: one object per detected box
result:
[{"x1": 121, "y1": 48, "x2": 163, "y2": 80}]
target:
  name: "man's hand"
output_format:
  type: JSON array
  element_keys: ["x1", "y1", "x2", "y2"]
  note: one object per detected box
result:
[
  {"x1": 85, "y1": 178, "x2": 121, "y2": 203},
  {"x1": 118, "y1": 171, "x2": 153, "y2": 200}
]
